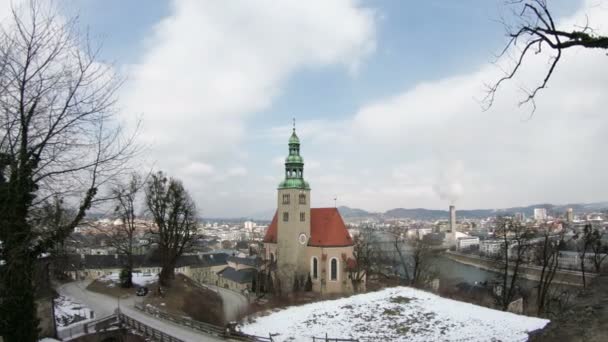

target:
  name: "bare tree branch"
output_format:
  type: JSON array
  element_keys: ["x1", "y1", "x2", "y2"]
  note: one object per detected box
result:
[{"x1": 484, "y1": 0, "x2": 608, "y2": 113}]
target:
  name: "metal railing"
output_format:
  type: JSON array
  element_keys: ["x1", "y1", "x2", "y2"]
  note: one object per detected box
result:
[{"x1": 118, "y1": 311, "x2": 184, "y2": 342}]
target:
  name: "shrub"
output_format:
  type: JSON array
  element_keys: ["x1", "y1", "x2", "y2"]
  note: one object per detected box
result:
[{"x1": 119, "y1": 268, "x2": 133, "y2": 288}]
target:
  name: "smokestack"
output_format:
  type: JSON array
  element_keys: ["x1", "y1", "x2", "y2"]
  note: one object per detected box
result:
[{"x1": 449, "y1": 205, "x2": 456, "y2": 232}]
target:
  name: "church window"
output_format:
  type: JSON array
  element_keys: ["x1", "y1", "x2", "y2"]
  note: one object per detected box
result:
[
  {"x1": 312, "y1": 257, "x2": 318, "y2": 279},
  {"x1": 330, "y1": 258, "x2": 338, "y2": 281},
  {"x1": 283, "y1": 212, "x2": 289, "y2": 222},
  {"x1": 300, "y1": 212, "x2": 305, "y2": 222},
  {"x1": 282, "y1": 194, "x2": 290, "y2": 204},
  {"x1": 299, "y1": 194, "x2": 306, "y2": 204}
]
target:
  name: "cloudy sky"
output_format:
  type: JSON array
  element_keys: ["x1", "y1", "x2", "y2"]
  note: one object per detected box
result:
[{"x1": 2, "y1": 0, "x2": 607, "y2": 217}]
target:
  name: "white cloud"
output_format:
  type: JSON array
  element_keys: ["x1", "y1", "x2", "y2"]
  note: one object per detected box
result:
[
  {"x1": 282, "y1": 0, "x2": 608, "y2": 212},
  {"x1": 227, "y1": 167, "x2": 247, "y2": 177},
  {"x1": 182, "y1": 162, "x2": 215, "y2": 176},
  {"x1": 122, "y1": 0, "x2": 375, "y2": 216},
  {"x1": 0, "y1": 1, "x2": 19, "y2": 22}
]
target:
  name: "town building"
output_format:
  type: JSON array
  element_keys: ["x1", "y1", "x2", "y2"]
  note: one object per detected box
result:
[
  {"x1": 566, "y1": 208, "x2": 574, "y2": 222},
  {"x1": 457, "y1": 236, "x2": 480, "y2": 251},
  {"x1": 263, "y1": 126, "x2": 359, "y2": 295},
  {"x1": 479, "y1": 239, "x2": 503, "y2": 257},
  {"x1": 534, "y1": 208, "x2": 548, "y2": 221}
]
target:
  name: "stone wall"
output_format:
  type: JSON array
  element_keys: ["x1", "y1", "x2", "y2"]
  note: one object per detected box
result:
[{"x1": 36, "y1": 296, "x2": 56, "y2": 338}]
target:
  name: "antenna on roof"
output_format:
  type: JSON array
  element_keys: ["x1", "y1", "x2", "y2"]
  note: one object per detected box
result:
[{"x1": 334, "y1": 196, "x2": 337, "y2": 208}]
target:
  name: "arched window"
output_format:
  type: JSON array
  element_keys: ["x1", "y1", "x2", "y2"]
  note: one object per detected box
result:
[
  {"x1": 299, "y1": 194, "x2": 306, "y2": 204},
  {"x1": 330, "y1": 258, "x2": 338, "y2": 281},
  {"x1": 311, "y1": 257, "x2": 318, "y2": 279}
]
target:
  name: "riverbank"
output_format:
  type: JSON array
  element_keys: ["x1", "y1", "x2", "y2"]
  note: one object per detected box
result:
[{"x1": 444, "y1": 251, "x2": 594, "y2": 286}]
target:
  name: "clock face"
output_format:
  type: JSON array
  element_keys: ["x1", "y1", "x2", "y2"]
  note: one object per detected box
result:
[{"x1": 298, "y1": 233, "x2": 308, "y2": 245}]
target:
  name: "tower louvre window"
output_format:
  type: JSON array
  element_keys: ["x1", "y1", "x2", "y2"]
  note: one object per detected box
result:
[
  {"x1": 300, "y1": 212, "x2": 305, "y2": 222},
  {"x1": 282, "y1": 194, "x2": 290, "y2": 204},
  {"x1": 299, "y1": 194, "x2": 306, "y2": 204},
  {"x1": 312, "y1": 257, "x2": 318, "y2": 279},
  {"x1": 283, "y1": 212, "x2": 289, "y2": 222}
]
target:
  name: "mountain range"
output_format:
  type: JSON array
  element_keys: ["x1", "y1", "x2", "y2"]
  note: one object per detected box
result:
[{"x1": 336, "y1": 202, "x2": 608, "y2": 221}]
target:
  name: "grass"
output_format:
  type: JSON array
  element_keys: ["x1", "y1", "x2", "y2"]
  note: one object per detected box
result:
[{"x1": 390, "y1": 296, "x2": 412, "y2": 304}]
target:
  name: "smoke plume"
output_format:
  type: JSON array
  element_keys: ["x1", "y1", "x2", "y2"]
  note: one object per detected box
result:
[{"x1": 433, "y1": 160, "x2": 465, "y2": 204}]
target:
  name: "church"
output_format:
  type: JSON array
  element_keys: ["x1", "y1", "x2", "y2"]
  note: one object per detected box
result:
[{"x1": 263, "y1": 126, "x2": 360, "y2": 295}]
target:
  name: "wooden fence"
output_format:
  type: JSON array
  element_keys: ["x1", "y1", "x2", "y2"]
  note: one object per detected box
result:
[
  {"x1": 133, "y1": 303, "x2": 359, "y2": 342},
  {"x1": 312, "y1": 334, "x2": 359, "y2": 342},
  {"x1": 134, "y1": 303, "x2": 274, "y2": 341}
]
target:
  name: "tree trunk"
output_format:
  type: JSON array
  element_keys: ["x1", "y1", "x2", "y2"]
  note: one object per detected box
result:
[
  {"x1": 580, "y1": 253, "x2": 587, "y2": 288},
  {"x1": 1, "y1": 201, "x2": 38, "y2": 342},
  {"x1": 159, "y1": 261, "x2": 176, "y2": 287},
  {"x1": 2, "y1": 245, "x2": 38, "y2": 342}
]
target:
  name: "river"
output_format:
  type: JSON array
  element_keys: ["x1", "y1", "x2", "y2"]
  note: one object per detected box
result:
[{"x1": 373, "y1": 231, "x2": 538, "y2": 289}]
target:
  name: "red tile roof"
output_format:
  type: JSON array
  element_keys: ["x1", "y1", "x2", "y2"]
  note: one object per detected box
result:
[{"x1": 263, "y1": 208, "x2": 353, "y2": 247}]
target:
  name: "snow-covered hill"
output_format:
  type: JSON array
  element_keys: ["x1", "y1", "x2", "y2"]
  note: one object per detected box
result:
[{"x1": 242, "y1": 287, "x2": 549, "y2": 342}]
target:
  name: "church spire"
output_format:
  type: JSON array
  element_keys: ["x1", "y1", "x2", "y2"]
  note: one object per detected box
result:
[{"x1": 279, "y1": 123, "x2": 310, "y2": 190}]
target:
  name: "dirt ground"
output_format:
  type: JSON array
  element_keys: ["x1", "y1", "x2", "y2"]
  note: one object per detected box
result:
[
  {"x1": 86, "y1": 279, "x2": 138, "y2": 298},
  {"x1": 529, "y1": 275, "x2": 608, "y2": 342},
  {"x1": 143, "y1": 274, "x2": 225, "y2": 326}
]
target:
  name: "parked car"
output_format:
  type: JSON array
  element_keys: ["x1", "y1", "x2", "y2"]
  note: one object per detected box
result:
[{"x1": 136, "y1": 286, "x2": 148, "y2": 296}]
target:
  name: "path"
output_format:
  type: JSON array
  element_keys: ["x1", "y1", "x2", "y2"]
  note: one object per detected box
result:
[{"x1": 57, "y1": 281, "x2": 224, "y2": 342}]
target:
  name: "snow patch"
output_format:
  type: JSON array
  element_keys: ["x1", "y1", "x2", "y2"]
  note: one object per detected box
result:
[
  {"x1": 54, "y1": 295, "x2": 94, "y2": 328},
  {"x1": 242, "y1": 287, "x2": 549, "y2": 342},
  {"x1": 97, "y1": 271, "x2": 158, "y2": 287}
]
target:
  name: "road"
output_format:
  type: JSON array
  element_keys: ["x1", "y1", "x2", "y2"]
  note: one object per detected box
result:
[
  {"x1": 201, "y1": 284, "x2": 249, "y2": 322},
  {"x1": 57, "y1": 281, "x2": 224, "y2": 342}
]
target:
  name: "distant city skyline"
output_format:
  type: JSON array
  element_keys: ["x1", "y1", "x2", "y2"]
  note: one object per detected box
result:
[{"x1": 3, "y1": 0, "x2": 606, "y2": 217}]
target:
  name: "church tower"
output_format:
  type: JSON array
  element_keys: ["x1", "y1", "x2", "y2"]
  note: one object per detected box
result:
[{"x1": 276, "y1": 124, "x2": 311, "y2": 293}]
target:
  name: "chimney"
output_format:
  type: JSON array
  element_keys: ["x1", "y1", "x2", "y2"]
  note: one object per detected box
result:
[{"x1": 449, "y1": 205, "x2": 456, "y2": 232}]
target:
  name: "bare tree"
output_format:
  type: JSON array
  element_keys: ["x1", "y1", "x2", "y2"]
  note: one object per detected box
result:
[
  {"x1": 493, "y1": 217, "x2": 533, "y2": 311},
  {"x1": 98, "y1": 173, "x2": 143, "y2": 288},
  {"x1": 589, "y1": 228, "x2": 608, "y2": 274},
  {"x1": 348, "y1": 227, "x2": 378, "y2": 292},
  {"x1": 0, "y1": 2, "x2": 136, "y2": 341},
  {"x1": 387, "y1": 227, "x2": 436, "y2": 288},
  {"x1": 409, "y1": 237, "x2": 436, "y2": 288},
  {"x1": 485, "y1": 0, "x2": 608, "y2": 112},
  {"x1": 533, "y1": 231, "x2": 562, "y2": 316},
  {"x1": 145, "y1": 171, "x2": 197, "y2": 287},
  {"x1": 574, "y1": 224, "x2": 594, "y2": 288},
  {"x1": 388, "y1": 227, "x2": 411, "y2": 282}
]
